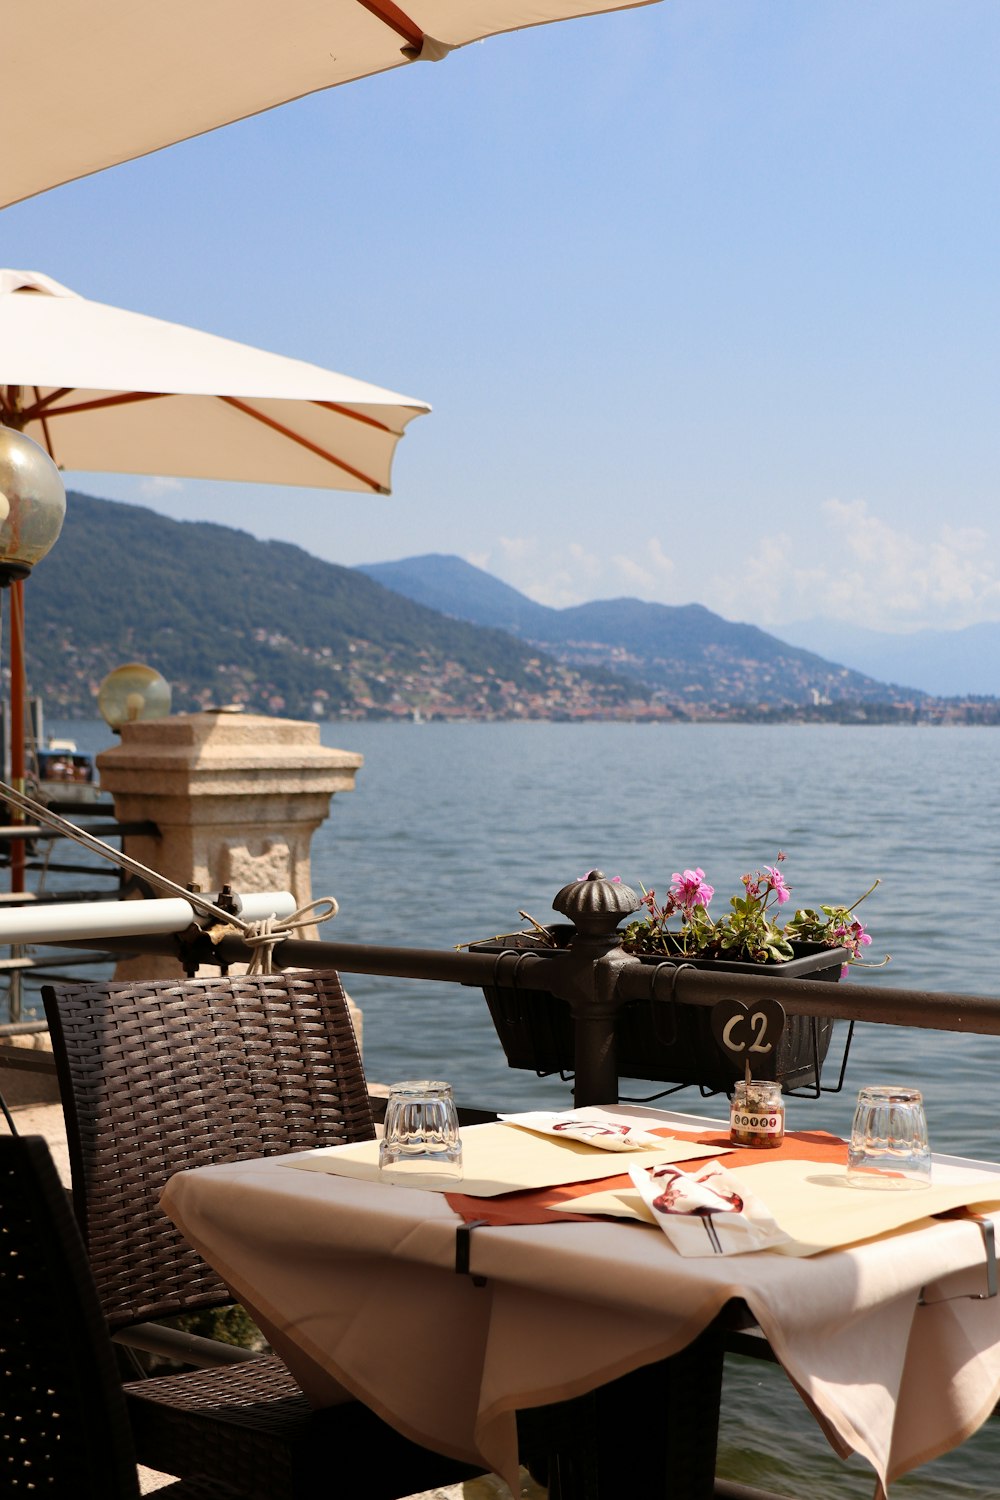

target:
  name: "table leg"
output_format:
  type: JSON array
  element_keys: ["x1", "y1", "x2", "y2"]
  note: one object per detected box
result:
[{"x1": 520, "y1": 1319, "x2": 727, "y2": 1500}]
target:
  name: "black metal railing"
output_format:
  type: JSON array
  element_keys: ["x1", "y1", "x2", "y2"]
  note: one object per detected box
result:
[
  {"x1": 12, "y1": 866, "x2": 1000, "y2": 1105},
  {"x1": 53, "y1": 922, "x2": 1000, "y2": 1107}
]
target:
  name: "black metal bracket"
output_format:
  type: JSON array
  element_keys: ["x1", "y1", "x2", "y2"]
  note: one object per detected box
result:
[
  {"x1": 784, "y1": 1017, "x2": 856, "y2": 1100},
  {"x1": 488, "y1": 946, "x2": 576, "y2": 1082},
  {"x1": 455, "y1": 1219, "x2": 489, "y2": 1286},
  {"x1": 920, "y1": 1212, "x2": 997, "y2": 1304},
  {"x1": 170, "y1": 885, "x2": 249, "y2": 978},
  {"x1": 648, "y1": 960, "x2": 691, "y2": 1049}
]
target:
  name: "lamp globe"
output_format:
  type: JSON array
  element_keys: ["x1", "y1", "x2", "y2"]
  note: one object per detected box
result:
[
  {"x1": 98, "y1": 663, "x2": 172, "y2": 733},
  {"x1": 0, "y1": 426, "x2": 66, "y2": 584}
]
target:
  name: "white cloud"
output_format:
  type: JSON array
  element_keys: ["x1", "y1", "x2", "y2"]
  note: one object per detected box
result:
[
  {"x1": 521, "y1": 563, "x2": 592, "y2": 610},
  {"x1": 707, "y1": 498, "x2": 1000, "y2": 631},
  {"x1": 460, "y1": 504, "x2": 1000, "y2": 632},
  {"x1": 463, "y1": 534, "x2": 682, "y2": 612},
  {"x1": 467, "y1": 537, "x2": 602, "y2": 608},
  {"x1": 610, "y1": 537, "x2": 675, "y2": 594},
  {"x1": 495, "y1": 535, "x2": 537, "y2": 563},
  {"x1": 137, "y1": 476, "x2": 184, "y2": 498},
  {"x1": 566, "y1": 542, "x2": 605, "y2": 585}
]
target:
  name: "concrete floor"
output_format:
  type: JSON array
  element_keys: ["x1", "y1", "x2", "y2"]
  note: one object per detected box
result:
[{"x1": 8, "y1": 1099, "x2": 69, "y2": 1181}]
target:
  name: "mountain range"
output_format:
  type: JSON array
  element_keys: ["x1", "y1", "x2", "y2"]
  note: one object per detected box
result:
[
  {"x1": 356, "y1": 554, "x2": 922, "y2": 710},
  {"x1": 777, "y1": 618, "x2": 1000, "y2": 699},
  {"x1": 16, "y1": 494, "x2": 993, "y2": 722}
]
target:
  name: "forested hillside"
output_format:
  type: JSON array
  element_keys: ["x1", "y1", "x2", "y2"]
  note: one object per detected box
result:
[{"x1": 19, "y1": 493, "x2": 649, "y2": 720}]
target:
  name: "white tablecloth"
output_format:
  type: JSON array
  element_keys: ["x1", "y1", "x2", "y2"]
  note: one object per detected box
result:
[{"x1": 160, "y1": 1111, "x2": 1000, "y2": 1497}]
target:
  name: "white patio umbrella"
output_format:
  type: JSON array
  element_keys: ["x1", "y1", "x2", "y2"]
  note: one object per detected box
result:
[
  {"x1": 0, "y1": 267, "x2": 430, "y2": 878},
  {"x1": 0, "y1": 269, "x2": 429, "y2": 494},
  {"x1": 1, "y1": 0, "x2": 660, "y2": 209}
]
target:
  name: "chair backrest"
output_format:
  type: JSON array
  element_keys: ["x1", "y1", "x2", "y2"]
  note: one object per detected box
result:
[
  {"x1": 42, "y1": 969, "x2": 375, "y2": 1331},
  {"x1": 0, "y1": 1133, "x2": 141, "y2": 1499}
]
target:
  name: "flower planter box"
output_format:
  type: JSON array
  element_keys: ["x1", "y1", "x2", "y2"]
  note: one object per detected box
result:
[{"x1": 470, "y1": 925, "x2": 844, "y2": 1095}]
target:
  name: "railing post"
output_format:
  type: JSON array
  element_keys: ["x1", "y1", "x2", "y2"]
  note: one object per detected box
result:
[{"x1": 548, "y1": 871, "x2": 642, "y2": 1107}]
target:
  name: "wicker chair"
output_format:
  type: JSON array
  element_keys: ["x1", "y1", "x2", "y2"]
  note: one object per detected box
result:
[
  {"x1": 0, "y1": 1132, "x2": 245, "y2": 1499},
  {"x1": 42, "y1": 968, "x2": 484, "y2": 1499}
]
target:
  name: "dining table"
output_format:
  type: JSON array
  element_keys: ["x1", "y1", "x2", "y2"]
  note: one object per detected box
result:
[{"x1": 160, "y1": 1103, "x2": 1000, "y2": 1499}]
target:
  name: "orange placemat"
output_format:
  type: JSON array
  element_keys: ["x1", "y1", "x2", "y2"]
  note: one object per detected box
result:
[{"x1": 445, "y1": 1127, "x2": 848, "y2": 1226}]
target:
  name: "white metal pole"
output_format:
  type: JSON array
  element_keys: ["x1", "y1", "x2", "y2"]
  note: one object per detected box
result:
[{"x1": 0, "y1": 890, "x2": 297, "y2": 945}]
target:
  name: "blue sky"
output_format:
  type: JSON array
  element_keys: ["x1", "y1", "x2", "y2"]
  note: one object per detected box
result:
[{"x1": 3, "y1": 1, "x2": 998, "y2": 634}]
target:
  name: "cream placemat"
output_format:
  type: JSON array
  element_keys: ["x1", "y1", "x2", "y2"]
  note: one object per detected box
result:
[
  {"x1": 283, "y1": 1121, "x2": 729, "y2": 1196},
  {"x1": 554, "y1": 1159, "x2": 1000, "y2": 1255},
  {"x1": 550, "y1": 1186, "x2": 657, "y2": 1223},
  {"x1": 731, "y1": 1159, "x2": 1000, "y2": 1256}
]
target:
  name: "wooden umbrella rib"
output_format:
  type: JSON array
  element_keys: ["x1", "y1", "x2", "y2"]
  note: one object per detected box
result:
[
  {"x1": 5, "y1": 386, "x2": 389, "y2": 491},
  {"x1": 219, "y1": 396, "x2": 387, "y2": 493},
  {"x1": 16, "y1": 391, "x2": 400, "y2": 440},
  {"x1": 26, "y1": 390, "x2": 168, "y2": 419},
  {"x1": 32, "y1": 387, "x2": 57, "y2": 463},
  {"x1": 20, "y1": 386, "x2": 73, "y2": 418},
  {"x1": 355, "y1": 0, "x2": 425, "y2": 50},
  {"x1": 312, "y1": 400, "x2": 395, "y2": 434}
]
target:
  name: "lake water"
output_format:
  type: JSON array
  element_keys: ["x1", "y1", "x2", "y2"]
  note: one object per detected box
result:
[{"x1": 32, "y1": 720, "x2": 1000, "y2": 1497}]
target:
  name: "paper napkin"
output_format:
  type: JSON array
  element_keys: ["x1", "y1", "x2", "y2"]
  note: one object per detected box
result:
[
  {"x1": 499, "y1": 1109, "x2": 669, "y2": 1152},
  {"x1": 630, "y1": 1159, "x2": 790, "y2": 1256}
]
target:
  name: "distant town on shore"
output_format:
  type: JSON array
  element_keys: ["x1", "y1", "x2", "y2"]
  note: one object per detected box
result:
[{"x1": 18, "y1": 492, "x2": 1000, "y2": 725}]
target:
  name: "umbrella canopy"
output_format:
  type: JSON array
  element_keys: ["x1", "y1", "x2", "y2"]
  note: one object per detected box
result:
[
  {"x1": 0, "y1": 269, "x2": 429, "y2": 495},
  {"x1": 0, "y1": 267, "x2": 430, "y2": 892},
  {"x1": 1, "y1": 0, "x2": 660, "y2": 209}
]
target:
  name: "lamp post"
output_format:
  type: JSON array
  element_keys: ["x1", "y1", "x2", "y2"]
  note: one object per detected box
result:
[
  {"x1": 0, "y1": 424, "x2": 66, "y2": 894},
  {"x1": 98, "y1": 663, "x2": 172, "y2": 734}
]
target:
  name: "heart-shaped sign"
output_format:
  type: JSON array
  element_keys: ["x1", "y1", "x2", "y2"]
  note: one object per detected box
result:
[{"x1": 710, "y1": 997, "x2": 786, "y2": 1076}]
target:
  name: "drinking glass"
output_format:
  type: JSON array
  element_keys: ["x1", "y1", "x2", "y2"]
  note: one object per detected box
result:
[
  {"x1": 847, "y1": 1084, "x2": 931, "y2": 1188},
  {"x1": 379, "y1": 1080, "x2": 463, "y2": 1185}
]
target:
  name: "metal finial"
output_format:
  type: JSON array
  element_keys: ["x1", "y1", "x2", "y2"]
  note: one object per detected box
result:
[{"x1": 552, "y1": 870, "x2": 641, "y2": 931}]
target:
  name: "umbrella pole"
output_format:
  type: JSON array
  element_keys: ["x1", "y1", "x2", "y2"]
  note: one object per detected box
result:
[{"x1": 9, "y1": 580, "x2": 25, "y2": 893}]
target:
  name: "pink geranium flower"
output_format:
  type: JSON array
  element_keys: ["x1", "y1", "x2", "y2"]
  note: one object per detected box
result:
[
  {"x1": 620, "y1": 856, "x2": 884, "y2": 974},
  {"x1": 763, "y1": 866, "x2": 791, "y2": 905},
  {"x1": 670, "y1": 868, "x2": 714, "y2": 912},
  {"x1": 833, "y1": 918, "x2": 872, "y2": 960}
]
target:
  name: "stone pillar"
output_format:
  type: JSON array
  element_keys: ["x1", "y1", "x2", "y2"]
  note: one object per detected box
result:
[{"x1": 96, "y1": 711, "x2": 362, "y2": 984}]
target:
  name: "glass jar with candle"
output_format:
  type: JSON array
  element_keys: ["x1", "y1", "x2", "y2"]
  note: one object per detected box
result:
[{"x1": 730, "y1": 1079, "x2": 785, "y2": 1149}]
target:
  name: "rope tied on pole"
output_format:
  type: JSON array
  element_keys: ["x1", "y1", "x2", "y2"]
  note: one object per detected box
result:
[{"x1": 234, "y1": 897, "x2": 340, "y2": 975}]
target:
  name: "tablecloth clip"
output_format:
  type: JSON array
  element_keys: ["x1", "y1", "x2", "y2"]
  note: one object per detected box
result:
[
  {"x1": 455, "y1": 1220, "x2": 489, "y2": 1287},
  {"x1": 919, "y1": 1213, "x2": 997, "y2": 1304}
]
